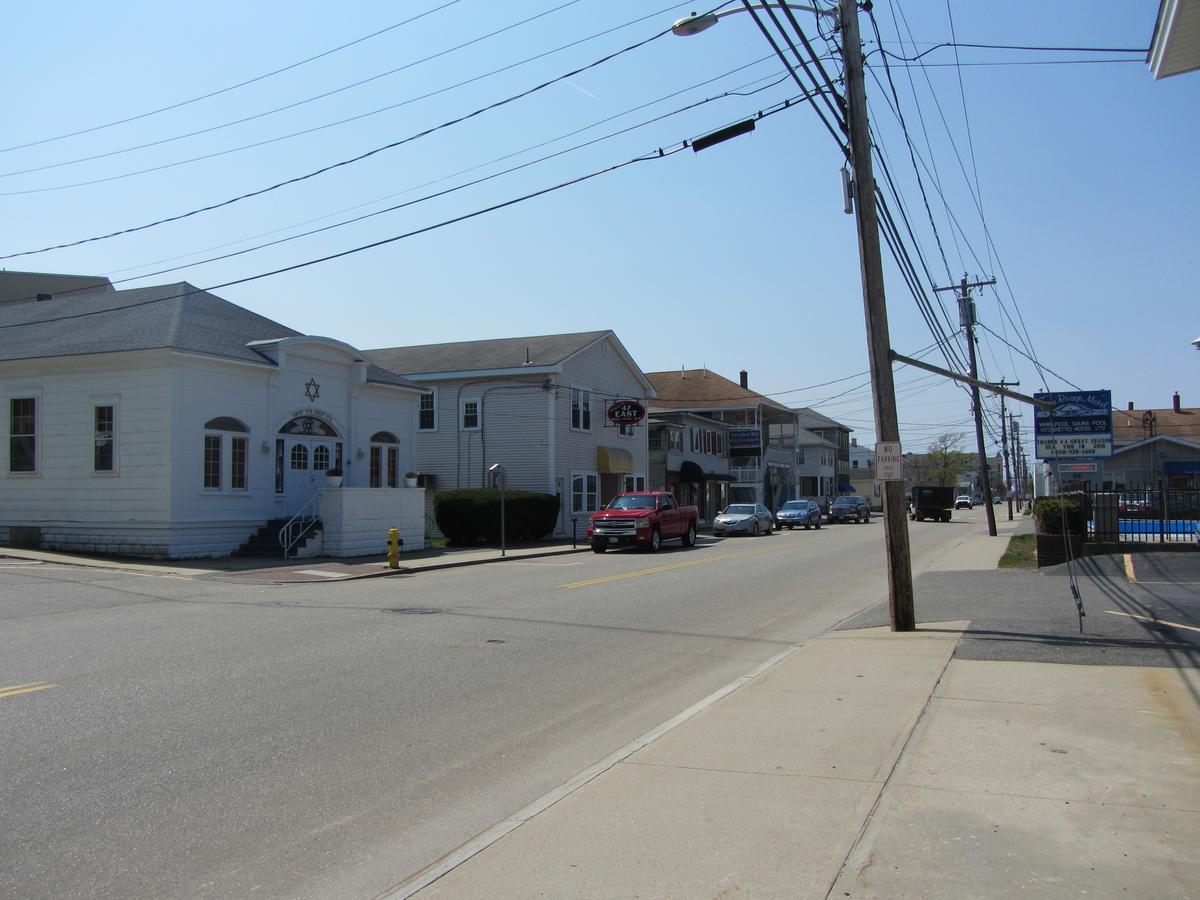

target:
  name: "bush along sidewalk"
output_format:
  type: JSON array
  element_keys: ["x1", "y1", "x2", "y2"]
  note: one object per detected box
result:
[
  {"x1": 434, "y1": 489, "x2": 560, "y2": 545},
  {"x1": 1032, "y1": 494, "x2": 1085, "y2": 567}
]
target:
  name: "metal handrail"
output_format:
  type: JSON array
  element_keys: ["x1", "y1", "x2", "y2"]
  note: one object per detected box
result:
[{"x1": 279, "y1": 492, "x2": 320, "y2": 558}]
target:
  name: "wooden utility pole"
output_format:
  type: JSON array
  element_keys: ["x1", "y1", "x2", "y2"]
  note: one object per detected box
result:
[
  {"x1": 996, "y1": 379, "x2": 1019, "y2": 521},
  {"x1": 839, "y1": 0, "x2": 914, "y2": 631},
  {"x1": 934, "y1": 275, "x2": 997, "y2": 536}
]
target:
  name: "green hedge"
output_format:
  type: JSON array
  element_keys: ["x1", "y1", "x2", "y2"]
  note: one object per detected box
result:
[
  {"x1": 1032, "y1": 494, "x2": 1086, "y2": 536},
  {"x1": 434, "y1": 489, "x2": 560, "y2": 545}
]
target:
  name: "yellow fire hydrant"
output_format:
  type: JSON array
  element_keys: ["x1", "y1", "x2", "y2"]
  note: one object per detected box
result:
[{"x1": 387, "y1": 527, "x2": 401, "y2": 569}]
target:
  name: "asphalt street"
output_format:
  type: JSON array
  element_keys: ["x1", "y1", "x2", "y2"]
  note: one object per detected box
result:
[{"x1": 2, "y1": 509, "x2": 1021, "y2": 899}]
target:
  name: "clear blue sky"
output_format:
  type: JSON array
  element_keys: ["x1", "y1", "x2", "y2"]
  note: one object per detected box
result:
[{"x1": 4, "y1": 1, "x2": 1196, "y2": 458}]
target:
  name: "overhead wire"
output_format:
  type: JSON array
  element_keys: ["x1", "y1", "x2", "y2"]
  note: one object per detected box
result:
[
  {"x1": 0, "y1": 21, "x2": 679, "y2": 261},
  {"x1": 1, "y1": 1, "x2": 682, "y2": 187},
  {"x1": 0, "y1": 0, "x2": 466, "y2": 154}
]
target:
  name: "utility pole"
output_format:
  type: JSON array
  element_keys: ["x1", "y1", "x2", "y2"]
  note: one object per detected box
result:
[
  {"x1": 840, "y1": 0, "x2": 914, "y2": 631},
  {"x1": 996, "y1": 379, "x2": 1019, "y2": 521},
  {"x1": 1010, "y1": 412, "x2": 1023, "y2": 510},
  {"x1": 935, "y1": 274, "x2": 998, "y2": 536}
]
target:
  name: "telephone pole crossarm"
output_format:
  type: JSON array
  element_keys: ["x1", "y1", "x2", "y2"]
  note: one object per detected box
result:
[{"x1": 889, "y1": 351, "x2": 1054, "y2": 409}]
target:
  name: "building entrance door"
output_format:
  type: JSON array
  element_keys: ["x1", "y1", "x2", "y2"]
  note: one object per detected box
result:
[{"x1": 276, "y1": 416, "x2": 342, "y2": 517}]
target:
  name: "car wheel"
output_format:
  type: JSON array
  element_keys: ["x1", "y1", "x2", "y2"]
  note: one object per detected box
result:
[
  {"x1": 766, "y1": 521, "x2": 773, "y2": 535},
  {"x1": 804, "y1": 523, "x2": 811, "y2": 530},
  {"x1": 864, "y1": 513, "x2": 870, "y2": 523},
  {"x1": 592, "y1": 544, "x2": 606, "y2": 554},
  {"x1": 752, "y1": 522, "x2": 759, "y2": 536},
  {"x1": 648, "y1": 527, "x2": 662, "y2": 552},
  {"x1": 682, "y1": 523, "x2": 696, "y2": 548},
  {"x1": 815, "y1": 520, "x2": 821, "y2": 529}
]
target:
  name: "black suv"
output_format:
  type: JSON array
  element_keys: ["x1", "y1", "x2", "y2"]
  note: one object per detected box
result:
[{"x1": 829, "y1": 495, "x2": 871, "y2": 523}]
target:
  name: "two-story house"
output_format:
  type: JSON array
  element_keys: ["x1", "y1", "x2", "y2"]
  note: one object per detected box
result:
[
  {"x1": 646, "y1": 368, "x2": 800, "y2": 511},
  {"x1": 795, "y1": 408, "x2": 854, "y2": 496},
  {"x1": 647, "y1": 413, "x2": 732, "y2": 524},
  {"x1": 368, "y1": 331, "x2": 654, "y2": 537},
  {"x1": 0, "y1": 273, "x2": 427, "y2": 559}
]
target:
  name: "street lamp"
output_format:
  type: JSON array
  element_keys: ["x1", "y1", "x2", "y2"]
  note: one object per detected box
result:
[
  {"x1": 489, "y1": 463, "x2": 507, "y2": 557},
  {"x1": 673, "y1": 0, "x2": 916, "y2": 630}
]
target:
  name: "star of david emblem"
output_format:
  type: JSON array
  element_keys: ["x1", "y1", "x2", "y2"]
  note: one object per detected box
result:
[{"x1": 304, "y1": 378, "x2": 321, "y2": 401}]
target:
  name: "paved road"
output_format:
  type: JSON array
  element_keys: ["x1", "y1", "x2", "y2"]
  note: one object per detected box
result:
[{"x1": 1, "y1": 512, "x2": 995, "y2": 899}]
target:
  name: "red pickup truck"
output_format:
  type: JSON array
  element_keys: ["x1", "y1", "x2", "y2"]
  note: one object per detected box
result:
[{"x1": 588, "y1": 491, "x2": 699, "y2": 553}]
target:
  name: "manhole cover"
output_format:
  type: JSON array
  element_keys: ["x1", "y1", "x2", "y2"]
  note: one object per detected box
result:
[{"x1": 385, "y1": 607, "x2": 441, "y2": 615}]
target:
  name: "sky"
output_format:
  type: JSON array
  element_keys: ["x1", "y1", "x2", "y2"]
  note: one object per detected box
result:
[{"x1": 3, "y1": 0, "x2": 1197, "y2": 462}]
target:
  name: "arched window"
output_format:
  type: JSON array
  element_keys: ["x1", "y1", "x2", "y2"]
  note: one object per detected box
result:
[
  {"x1": 279, "y1": 416, "x2": 337, "y2": 436},
  {"x1": 291, "y1": 444, "x2": 308, "y2": 470},
  {"x1": 313, "y1": 445, "x2": 330, "y2": 471},
  {"x1": 203, "y1": 417, "x2": 250, "y2": 490}
]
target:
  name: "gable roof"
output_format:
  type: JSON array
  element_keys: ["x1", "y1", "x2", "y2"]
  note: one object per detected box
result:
[
  {"x1": 645, "y1": 369, "x2": 792, "y2": 414},
  {"x1": 793, "y1": 407, "x2": 852, "y2": 433},
  {"x1": 1113, "y1": 433, "x2": 1200, "y2": 455},
  {"x1": 0, "y1": 279, "x2": 418, "y2": 388},
  {"x1": 367, "y1": 330, "x2": 654, "y2": 394},
  {"x1": 1112, "y1": 405, "x2": 1200, "y2": 445}
]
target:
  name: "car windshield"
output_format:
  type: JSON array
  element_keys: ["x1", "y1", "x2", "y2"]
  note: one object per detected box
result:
[
  {"x1": 723, "y1": 505, "x2": 755, "y2": 515},
  {"x1": 607, "y1": 496, "x2": 655, "y2": 510},
  {"x1": 780, "y1": 501, "x2": 806, "y2": 511},
  {"x1": 833, "y1": 498, "x2": 856, "y2": 506}
]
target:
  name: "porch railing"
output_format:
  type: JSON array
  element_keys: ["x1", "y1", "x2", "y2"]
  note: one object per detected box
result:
[{"x1": 279, "y1": 493, "x2": 321, "y2": 558}]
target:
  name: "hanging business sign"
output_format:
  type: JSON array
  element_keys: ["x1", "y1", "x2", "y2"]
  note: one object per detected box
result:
[
  {"x1": 607, "y1": 399, "x2": 646, "y2": 425},
  {"x1": 728, "y1": 428, "x2": 762, "y2": 450},
  {"x1": 1034, "y1": 390, "x2": 1113, "y2": 460}
]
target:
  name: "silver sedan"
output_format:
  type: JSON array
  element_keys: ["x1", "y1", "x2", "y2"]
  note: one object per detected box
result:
[{"x1": 712, "y1": 503, "x2": 774, "y2": 537}]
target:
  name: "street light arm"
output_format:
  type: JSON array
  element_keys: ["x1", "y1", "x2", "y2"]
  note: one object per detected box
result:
[{"x1": 672, "y1": 2, "x2": 837, "y2": 36}]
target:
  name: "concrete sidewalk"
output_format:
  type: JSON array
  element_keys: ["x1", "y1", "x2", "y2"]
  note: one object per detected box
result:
[
  {"x1": 0, "y1": 540, "x2": 590, "y2": 583},
  {"x1": 399, "y1": 619, "x2": 1198, "y2": 899},
  {"x1": 385, "y1": 526, "x2": 1200, "y2": 899}
]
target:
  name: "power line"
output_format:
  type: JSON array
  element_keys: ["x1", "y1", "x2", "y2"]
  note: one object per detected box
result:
[
  {"x1": 100, "y1": 81, "x2": 810, "y2": 288},
  {"x1": 0, "y1": 0, "x2": 465, "y2": 154},
  {"x1": 1, "y1": 1, "x2": 681, "y2": 186},
  {"x1": 0, "y1": 22, "x2": 675, "y2": 261}
]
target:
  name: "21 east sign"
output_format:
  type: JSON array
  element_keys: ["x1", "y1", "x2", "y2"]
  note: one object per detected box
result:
[
  {"x1": 607, "y1": 400, "x2": 646, "y2": 425},
  {"x1": 1034, "y1": 390, "x2": 1113, "y2": 460}
]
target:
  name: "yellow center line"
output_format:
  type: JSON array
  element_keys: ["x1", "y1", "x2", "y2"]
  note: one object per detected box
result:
[
  {"x1": 0, "y1": 681, "x2": 57, "y2": 699},
  {"x1": 561, "y1": 546, "x2": 779, "y2": 589},
  {"x1": 1105, "y1": 610, "x2": 1200, "y2": 634},
  {"x1": 1123, "y1": 553, "x2": 1136, "y2": 582}
]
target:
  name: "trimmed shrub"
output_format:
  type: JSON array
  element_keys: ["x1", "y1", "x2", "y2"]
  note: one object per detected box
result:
[
  {"x1": 435, "y1": 489, "x2": 560, "y2": 545},
  {"x1": 1032, "y1": 494, "x2": 1085, "y2": 536}
]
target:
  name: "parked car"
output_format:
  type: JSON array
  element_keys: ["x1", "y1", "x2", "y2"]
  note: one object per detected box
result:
[
  {"x1": 589, "y1": 492, "x2": 699, "y2": 553},
  {"x1": 829, "y1": 496, "x2": 870, "y2": 523},
  {"x1": 1118, "y1": 493, "x2": 1154, "y2": 516},
  {"x1": 954, "y1": 495, "x2": 973, "y2": 509},
  {"x1": 713, "y1": 503, "x2": 774, "y2": 536},
  {"x1": 775, "y1": 499, "x2": 822, "y2": 530}
]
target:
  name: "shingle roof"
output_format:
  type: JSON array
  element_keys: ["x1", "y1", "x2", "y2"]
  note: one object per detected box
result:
[
  {"x1": 1113, "y1": 406, "x2": 1200, "y2": 445},
  {"x1": 0, "y1": 282, "x2": 300, "y2": 364},
  {"x1": 366, "y1": 331, "x2": 611, "y2": 376},
  {"x1": 794, "y1": 407, "x2": 851, "y2": 433},
  {"x1": 645, "y1": 369, "x2": 793, "y2": 414},
  {"x1": 0, "y1": 280, "x2": 419, "y2": 389}
]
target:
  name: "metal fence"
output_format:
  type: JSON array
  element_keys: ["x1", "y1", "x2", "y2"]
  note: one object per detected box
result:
[{"x1": 1074, "y1": 485, "x2": 1200, "y2": 544}]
